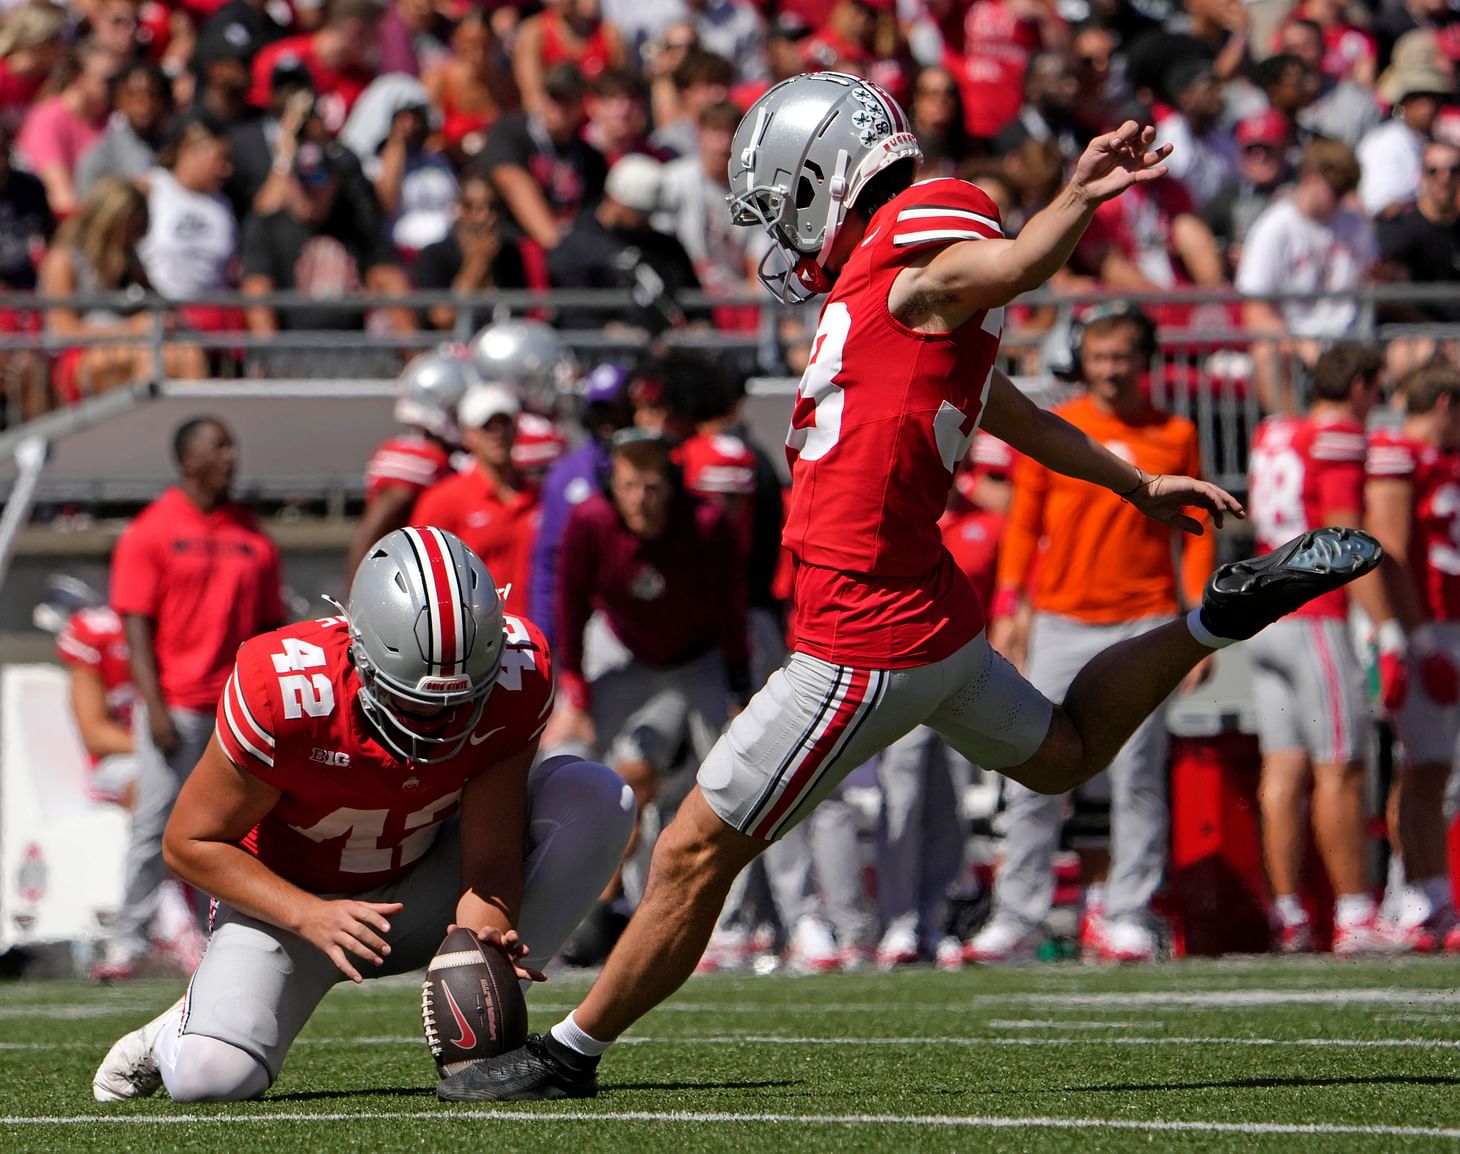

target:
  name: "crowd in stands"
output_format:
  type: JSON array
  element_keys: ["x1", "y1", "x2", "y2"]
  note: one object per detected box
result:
[
  {"x1": 0, "y1": 0, "x2": 1458, "y2": 418},
  {"x1": 11, "y1": 0, "x2": 1460, "y2": 975}
]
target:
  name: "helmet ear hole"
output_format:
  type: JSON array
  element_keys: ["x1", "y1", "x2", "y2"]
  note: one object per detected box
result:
[{"x1": 795, "y1": 175, "x2": 816, "y2": 210}]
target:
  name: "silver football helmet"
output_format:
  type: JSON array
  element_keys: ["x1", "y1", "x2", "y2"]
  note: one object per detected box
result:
[
  {"x1": 728, "y1": 71, "x2": 921, "y2": 303},
  {"x1": 394, "y1": 346, "x2": 480, "y2": 446},
  {"x1": 347, "y1": 527, "x2": 506, "y2": 765},
  {"x1": 467, "y1": 319, "x2": 578, "y2": 412}
]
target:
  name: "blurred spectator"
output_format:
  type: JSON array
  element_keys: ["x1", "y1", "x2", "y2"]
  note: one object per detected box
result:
[
  {"x1": 16, "y1": 39, "x2": 115, "y2": 218},
  {"x1": 942, "y1": 0, "x2": 1065, "y2": 148},
  {"x1": 413, "y1": 170, "x2": 527, "y2": 332},
  {"x1": 0, "y1": 2, "x2": 67, "y2": 133},
  {"x1": 139, "y1": 117, "x2": 238, "y2": 323},
  {"x1": 548, "y1": 153, "x2": 700, "y2": 337},
  {"x1": 650, "y1": 47, "x2": 733, "y2": 159},
  {"x1": 345, "y1": 345, "x2": 473, "y2": 578},
  {"x1": 1365, "y1": 363, "x2": 1460, "y2": 954},
  {"x1": 994, "y1": 49, "x2": 1085, "y2": 164},
  {"x1": 377, "y1": 0, "x2": 450, "y2": 77},
  {"x1": 1357, "y1": 51, "x2": 1454, "y2": 220},
  {"x1": 1069, "y1": 20, "x2": 1125, "y2": 138},
  {"x1": 1237, "y1": 139, "x2": 1375, "y2": 413},
  {"x1": 248, "y1": 0, "x2": 383, "y2": 134},
  {"x1": 413, "y1": 382, "x2": 540, "y2": 616},
  {"x1": 225, "y1": 56, "x2": 316, "y2": 219},
  {"x1": 529, "y1": 360, "x2": 634, "y2": 641},
  {"x1": 76, "y1": 60, "x2": 171, "y2": 201},
  {"x1": 1374, "y1": 0, "x2": 1460, "y2": 73},
  {"x1": 908, "y1": 63, "x2": 970, "y2": 179},
  {"x1": 584, "y1": 68, "x2": 660, "y2": 166},
  {"x1": 96, "y1": 415, "x2": 283, "y2": 981},
  {"x1": 0, "y1": 118, "x2": 53, "y2": 293},
  {"x1": 1378, "y1": 138, "x2": 1460, "y2": 323},
  {"x1": 512, "y1": 410, "x2": 569, "y2": 481},
  {"x1": 186, "y1": 15, "x2": 263, "y2": 138},
  {"x1": 1155, "y1": 56, "x2": 1238, "y2": 209},
  {"x1": 974, "y1": 305, "x2": 1211, "y2": 965},
  {"x1": 1246, "y1": 343, "x2": 1394, "y2": 955},
  {"x1": 551, "y1": 427, "x2": 749, "y2": 941},
  {"x1": 803, "y1": 0, "x2": 914, "y2": 105},
  {"x1": 196, "y1": 0, "x2": 287, "y2": 69},
  {"x1": 38, "y1": 177, "x2": 207, "y2": 400},
  {"x1": 657, "y1": 99, "x2": 759, "y2": 320},
  {"x1": 480, "y1": 62, "x2": 606, "y2": 254},
  {"x1": 1279, "y1": 17, "x2": 1381, "y2": 150},
  {"x1": 84, "y1": 0, "x2": 145, "y2": 74},
  {"x1": 342, "y1": 75, "x2": 459, "y2": 258},
  {"x1": 730, "y1": 10, "x2": 811, "y2": 109},
  {"x1": 421, "y1": 11, "x2": 515, "y2": 164},
  {"x1": 513, "y1": 0, "x2": 625, "y2": 116},
  {"x1": 641, "y1": 21, "x2": 700, "y2": 126},
  {"x1": 1250, "y1": 51, "x2": 1322, "y2": 151},
  {"x1": 681, "y1": 0, "x2": 766, "y2": 85},
  {"x1": 1275, "y1": 0, "x2": 1376, "y2": 87},
  {"x1": 1201, "y1": 109, "x2": 1292, "y2": 274},
  {"x1": 240, "y1": 132, "x2": 415, "y2": 337}
]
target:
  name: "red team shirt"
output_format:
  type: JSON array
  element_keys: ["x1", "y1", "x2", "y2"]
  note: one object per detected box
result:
[
  {"x1": 1248, "y1": 412, "x2": 1368, "y2": 620},
  {"x1": 56, "y1": 607, "x2": 136, "y2": 798},
  {"x1": 784, "y1": 177, "x2": 1005, "y2": 667},
  {"x1": 364, "y1": 434, "x2": 455, "y2": 505},
  {"x1": 215, "y1": 613, "x2": 553, "y2": 895},
  {"x1": 1367, "y1": 428, "x2": 1460, "y2": 623},
  {"x1": 411, "y1": 474, "x2": 541, "y2": 617}
]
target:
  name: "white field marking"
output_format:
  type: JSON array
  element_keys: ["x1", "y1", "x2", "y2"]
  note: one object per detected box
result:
[
  {"x1": 0, "y1": 1003, "x2": 155, "y2": 1020},
  {"x1": 5, "y1": 1111, "x2": 1460, "y2": 1140},
  {"x1": 985, "y1": 1019, "x2": 1166, "y2": 1031}
]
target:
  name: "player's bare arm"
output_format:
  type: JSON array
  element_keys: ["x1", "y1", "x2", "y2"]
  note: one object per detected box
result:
[
  {"x1": 162, "y1": 736, "x2": 403, "y2": 984},
  {"x1": 455, "y1": 740, "x2": 543, "y2": 981},
  {"x1": 890, "y1": 122, "x2": 1173, "y2": 322},
  {"x1": 981, "y1": 368, "x2": 1244, "y2": 534},
  {"x1": 1364, "y1": 477, "x2": 1427, "y2": 630}
]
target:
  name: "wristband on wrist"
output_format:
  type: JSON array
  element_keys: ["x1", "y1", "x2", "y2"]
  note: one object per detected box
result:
[
  {"x1": 990, "y1": 585, "x2": 1021, "y2": 620},
  {"x1": 1118, "y1": 468, "x2": 1149, "y2": 499}
]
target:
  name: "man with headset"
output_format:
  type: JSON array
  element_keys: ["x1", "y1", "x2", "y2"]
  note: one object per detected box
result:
[{"x1": 974, "y1": 303, "x2": 1214, "y2": 964}]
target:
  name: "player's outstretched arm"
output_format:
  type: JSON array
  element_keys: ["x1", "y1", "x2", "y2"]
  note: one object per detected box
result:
[
  {"x1": 902, "y1": 122, "x2": 1172, "y2": 313},
  {"x1": 163, "y1": 736, "x2": 403, "y2": 983},
  {"x1": 455, "y1": 740, "x2": 536, "y2": 967},
  {"x1": 982, "y1": 369, "x2": 1244, "y2": 534}
]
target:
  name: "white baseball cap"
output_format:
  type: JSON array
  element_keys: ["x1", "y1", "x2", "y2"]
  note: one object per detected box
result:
[
  {"x1": 605, "y1": 154, "x2": 664, "y2": 216},
  {"x1": 458, "y1": 383, "x2": 521, "y2": 428}
]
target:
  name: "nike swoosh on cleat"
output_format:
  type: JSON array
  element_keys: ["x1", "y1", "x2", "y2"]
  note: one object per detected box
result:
[{"x1": 469, "y1": 726, "x2": 505, "y2": 746}]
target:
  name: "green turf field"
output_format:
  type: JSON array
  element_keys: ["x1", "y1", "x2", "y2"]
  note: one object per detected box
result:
[{"x1": 4, "y1": 956, "x2": 1460, "y2": 1153}]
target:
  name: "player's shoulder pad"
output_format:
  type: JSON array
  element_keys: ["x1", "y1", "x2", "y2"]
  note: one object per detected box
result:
[
  {"x1": 883, "y1": 177, "x2": 1005, "y2": 257},
  {"x1": 58, "y1": 606, "x2": 124, "y2": 658},
  {"x1": 492, "y1": 612, "x2": 554, "y2": 734},
  {"x1": 1307, "y1": 415, "x2": 1368, "y2": 464}
]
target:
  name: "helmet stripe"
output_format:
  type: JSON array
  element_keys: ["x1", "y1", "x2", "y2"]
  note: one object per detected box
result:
[
  {"x1": 399, "y1": 527, "x2": 439, "y2": 670},
  {"x1": 414, "y1": 527, "x2": 461, "y2": 676},
  {"x1": 428, "y1": 526, "x2": 466, "y2": 676}
]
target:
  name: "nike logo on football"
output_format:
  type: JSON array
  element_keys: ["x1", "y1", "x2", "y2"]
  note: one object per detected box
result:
[
  {"x1": 469, "y1": 725, "x2": 505, "y2": 746},
  {"x1": 442, "y1": 984, "x2": 477, "y2": 1050}
]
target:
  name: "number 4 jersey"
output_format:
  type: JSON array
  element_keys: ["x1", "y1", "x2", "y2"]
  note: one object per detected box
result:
[
  {"x1": 216, "y1": 614, "x2": 553, "y2": 894},
  {"x1": 784, "y1": 177, "x2": 1006, "y2": 669}
]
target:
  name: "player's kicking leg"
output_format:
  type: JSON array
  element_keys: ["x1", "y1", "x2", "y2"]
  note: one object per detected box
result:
[
  {"x1": 436, "y1": 526, "x2": 1382, "y2": 1103},
  {"x1": 1007, "y1": 528, "x2": 1383, "y2": 796}
]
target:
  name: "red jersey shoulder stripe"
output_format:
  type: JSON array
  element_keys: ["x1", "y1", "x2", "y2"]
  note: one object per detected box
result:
[
  {"x1": 219, "y1": 666, "x2": 275, "y2": 770},
  {"x1": 1310, "y1": 431, "x2": 1368, "y2": 462},
  {"x1": 1367, "y1": 443, "x2": 1417, "y2": 476}
]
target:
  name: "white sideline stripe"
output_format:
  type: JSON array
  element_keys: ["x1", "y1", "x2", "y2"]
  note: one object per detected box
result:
[
  {"x1": 6, "y1": 1111, "x2": 1460, "y2": 1139},
  {"x1": 985, "y1": 1019, "x2": 1166, "y2": 1031}
]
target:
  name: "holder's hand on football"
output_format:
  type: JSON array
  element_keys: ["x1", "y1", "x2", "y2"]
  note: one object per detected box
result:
[
  {"x1": 449, "y1": 923, "x2": 547, "y2": 983},
  {"x1": 301, "y1": 897, "x2": 404, "y2": 983},
  {"x1": 1072, "y1": 121, "x2": 1173, "y2": 205}
]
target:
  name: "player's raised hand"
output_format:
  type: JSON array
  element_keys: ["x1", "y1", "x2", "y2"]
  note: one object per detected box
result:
[
  {"x1": 1071, "y1": 121, "x2": 1173, "y2": 204},
  {"x1": 1125, "y1": 472, "x2": 1245, "y2": 535},
  {"x1": 300, "y1": 897, "x2": 404, "y2": 983}
]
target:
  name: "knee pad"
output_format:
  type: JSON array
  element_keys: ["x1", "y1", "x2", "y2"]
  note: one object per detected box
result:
[{"x1": 159, "y1": 1032, "x2": 271, "y2": 1103}]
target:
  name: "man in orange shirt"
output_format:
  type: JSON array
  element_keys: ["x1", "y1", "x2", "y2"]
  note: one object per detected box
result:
[
  {"x1": 412, "y1": 383, "x2": 540, "y2": 618},
  {"x1": 973, "y1": 304, "x2": 1211, "y2": 964}
]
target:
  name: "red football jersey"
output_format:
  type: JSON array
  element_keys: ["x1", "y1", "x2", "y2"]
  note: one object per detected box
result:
[
  {"x1": 216, "y1": 613, "x2": 553, "y2": 895},
  {"x1": 56, "y1": 607, "x2": 136, "y2": 783},
  {"x1": 783, "y1": 177, "x2": 1004, "y2": 667},
  {"x1": 364, "y1": 434, "x2": 454, "y2": 505},
  {"x1": 1248, "y1": 412, "x2": 1367, "y2": 620},
  {"x1": 1367, "y1": 429, "x2": 1460, "y2": 623}
]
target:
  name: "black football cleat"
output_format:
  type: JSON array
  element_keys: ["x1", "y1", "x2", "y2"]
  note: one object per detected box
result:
[
  {"x1": 1199, "y1": 527, "x2": 1383, "y2": 642},
  {"x1": 437, "y1": 1033, "x2": 600, "y2": 1102}
]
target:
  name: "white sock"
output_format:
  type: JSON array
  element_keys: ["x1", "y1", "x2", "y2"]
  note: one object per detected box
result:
[
  {"x1": 1084, "y1": 884, "x2": 1106, "y2": 913},
  {"x1": 550, "y1": 1011, "x2": 611, "y2": 1058},
  {"x1": 1335, "y1": 893, "x2": 1377, "y2": 928},
  {"x1": 1273, "y1": 894, "x2": 1307, "y2": 926},
  {"x1": 1419, "y1": 875, "x2": 1454, "y2": 915},
  {"x1": 1185, "y1": 607, "x2": 1236, "y2": 650}
]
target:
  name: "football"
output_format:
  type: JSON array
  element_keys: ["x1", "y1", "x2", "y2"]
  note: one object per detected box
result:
[{"x1": 421, "y1": 927, "x2": 529, "y2": 1076}]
